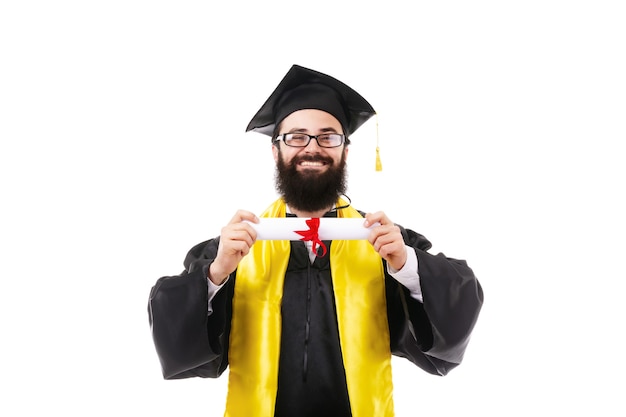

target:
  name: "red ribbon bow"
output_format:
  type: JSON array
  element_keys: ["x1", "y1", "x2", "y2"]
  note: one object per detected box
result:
[{"x1": 295, "y1": 218, "x2": 327, "y2": 257}]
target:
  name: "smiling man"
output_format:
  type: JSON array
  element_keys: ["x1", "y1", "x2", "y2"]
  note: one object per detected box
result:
[{"x1": 148, "y1": 65, "x2": 484, "y2": 417}]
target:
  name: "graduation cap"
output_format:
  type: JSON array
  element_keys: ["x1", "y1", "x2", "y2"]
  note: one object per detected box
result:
[
  {"x1": 246, "y1": 64, "x2": 376, "y2": 138},
  {"x1": 246, "y1": 64, "x2": 383, "y2": 171}
]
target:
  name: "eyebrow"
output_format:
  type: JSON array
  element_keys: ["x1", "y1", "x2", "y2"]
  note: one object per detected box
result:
[{"x1": 287, "y1": 127, "x2": 340, "y2": 134}]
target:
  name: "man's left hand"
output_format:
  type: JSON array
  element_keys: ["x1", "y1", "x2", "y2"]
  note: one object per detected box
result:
[{"x1": 364, "y1": 212, "x2": 407, "y2": 271}]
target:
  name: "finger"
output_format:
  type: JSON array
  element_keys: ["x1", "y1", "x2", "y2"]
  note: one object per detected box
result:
[
  {"x1": 369, "y1": 224, "x2": 403, "y2": 252},
  {"x1": 364, "y1": 211, "x2": 392, "y2": 227},
  {"x1": 368, "y1": 223, "x2": 398, "y2": 243},
  {"x1": 228, "y1": 239, "x2": 254, "y2": 257},
  {"x1": 377, "y1": 239, "x2": 404, "y2": 259},
  {"x1": 230, "y1": 209, "x2": 259, "y2": 224},
  {"x1": 222, "y1": 227, "x2": 257, "y2": 247},
  {"x1": 370, "y1": 231, "x2": 396, "y2": 252}
]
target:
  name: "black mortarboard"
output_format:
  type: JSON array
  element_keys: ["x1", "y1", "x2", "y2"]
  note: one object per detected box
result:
[{"x1": 246, "y1": 64, "x2": 376, "y2": 137}]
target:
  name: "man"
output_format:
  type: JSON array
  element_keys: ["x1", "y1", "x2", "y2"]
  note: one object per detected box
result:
[{"x1": 148, "y1": 64, "x2": 484, "y2": 417}]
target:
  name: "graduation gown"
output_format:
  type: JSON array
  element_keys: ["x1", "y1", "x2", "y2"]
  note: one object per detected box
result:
[{"x1": 148, "y1": 219, "x2": 483, "y2": 416}]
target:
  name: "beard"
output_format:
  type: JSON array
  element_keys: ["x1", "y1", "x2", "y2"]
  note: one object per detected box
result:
[{"x1": 275, "y1": 149, "x2": 348, "y2": 213}]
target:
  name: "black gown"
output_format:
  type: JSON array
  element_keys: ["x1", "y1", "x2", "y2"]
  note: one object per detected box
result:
[{"x1": 148, "y1": 214, "x2": 483, "y2": 416}]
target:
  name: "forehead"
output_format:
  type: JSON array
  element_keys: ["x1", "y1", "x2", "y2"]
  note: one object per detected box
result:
[{"x1": 279, "y1": 109, "x2": 343, "y2": 132}]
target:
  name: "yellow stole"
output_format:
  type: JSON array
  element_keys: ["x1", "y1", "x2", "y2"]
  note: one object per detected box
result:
[{"x1": 224, "y1": 198, "x2": 394, "y2": 417}]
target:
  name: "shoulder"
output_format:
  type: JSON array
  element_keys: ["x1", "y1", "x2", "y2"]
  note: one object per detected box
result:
[{"x1": 397, "y1": 225, "x2": 433, "y2": 251}]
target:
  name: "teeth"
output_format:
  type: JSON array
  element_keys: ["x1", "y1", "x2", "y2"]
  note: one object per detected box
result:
[{"x1": 300, "y1": 161, "x2": 324, "y2": 166}]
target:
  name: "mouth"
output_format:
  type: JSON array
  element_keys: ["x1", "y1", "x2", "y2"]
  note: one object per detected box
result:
[{"x1": 298, "y1": 160, "x2": 327, "y2": 168}]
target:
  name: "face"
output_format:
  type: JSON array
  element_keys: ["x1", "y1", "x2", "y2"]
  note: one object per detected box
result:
[
  {"x1": 273, "y1": 109, "x2": 349, "y2": 212},
  {"x1": 272, "y1": 109, "x2": 348, "y2": 170}
]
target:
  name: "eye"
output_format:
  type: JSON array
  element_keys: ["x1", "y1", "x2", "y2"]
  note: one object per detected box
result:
[
  {"x1": 290, "y1": 134, "x2": 308, "y2": 141},
  {"x1": 285, "y1": 134, "x2": 309, "y2": 145},
  {"x1": 317, "y1": 134, "x2": 332, "y2": 144}
]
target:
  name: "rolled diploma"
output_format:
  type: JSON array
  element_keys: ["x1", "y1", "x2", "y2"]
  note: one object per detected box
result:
[{"x1": 246, "y1": 218, "x2": 378, "y2": 241}]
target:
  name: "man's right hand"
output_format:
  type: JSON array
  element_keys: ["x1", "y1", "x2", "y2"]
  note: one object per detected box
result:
[{"x1": 208, "y1": 210, "x2": 259, "y2": 285}]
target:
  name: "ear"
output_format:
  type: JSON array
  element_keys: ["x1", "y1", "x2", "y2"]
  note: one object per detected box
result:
[{"x1": 272, "y1": 143, "x2": 279, "y2": 162}]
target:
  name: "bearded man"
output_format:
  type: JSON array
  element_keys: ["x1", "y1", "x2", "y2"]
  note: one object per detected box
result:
[{"x1": 148, "y1": 64, "x2": 484, "y2": 417}]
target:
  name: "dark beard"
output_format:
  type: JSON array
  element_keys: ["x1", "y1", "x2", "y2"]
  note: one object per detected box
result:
[{"x1": 275, "y1": 150, "x2": 348, "y2": 213}]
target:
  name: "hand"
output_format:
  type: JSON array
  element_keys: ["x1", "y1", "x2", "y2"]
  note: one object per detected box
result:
[
  {"x1": 209, "y1": 210, "x2": 259, "y2": 284},
  {"x1": 364, "y1": 211, "x2": 407, "y2": 271}
]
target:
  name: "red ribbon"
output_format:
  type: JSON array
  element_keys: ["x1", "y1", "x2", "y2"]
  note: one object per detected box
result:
[{"x1": 295, "y1": 218, "x2": 327, "y2": 257}]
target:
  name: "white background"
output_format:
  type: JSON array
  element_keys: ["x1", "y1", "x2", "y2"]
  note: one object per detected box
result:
[{"x1": 1, "y1": 1, "x2": 625, "y2": 416}]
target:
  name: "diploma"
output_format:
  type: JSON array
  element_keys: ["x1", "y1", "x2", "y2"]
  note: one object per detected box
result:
[{"x1": 246, "y1": 218, "x2": 378, "y2": 241}]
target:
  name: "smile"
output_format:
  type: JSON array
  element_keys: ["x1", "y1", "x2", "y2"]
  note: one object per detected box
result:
[{"x1": 299, "y1": 161, "x2": 326, "y2": 167}]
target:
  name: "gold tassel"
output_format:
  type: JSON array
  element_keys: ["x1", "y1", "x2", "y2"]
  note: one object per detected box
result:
[{"x1": 375, "y1": 114, "x2": 382, "y2": 171}]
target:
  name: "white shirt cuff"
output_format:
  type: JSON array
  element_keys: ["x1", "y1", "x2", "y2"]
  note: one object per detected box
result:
[
  {"x1": 207, "y1": 275, "x2": 229, "y2": 315},
  {"x1": 387, "y1": 246, "x2": 423, "y2": 303}
]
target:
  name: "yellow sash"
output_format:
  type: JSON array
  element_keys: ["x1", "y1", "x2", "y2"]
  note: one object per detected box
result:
[{"x1": 225, "y1": 198, "x2": 394, "y2": 417}]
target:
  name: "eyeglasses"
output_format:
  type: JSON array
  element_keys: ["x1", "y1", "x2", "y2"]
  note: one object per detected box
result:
[{"x1": 274, "y1": 133, "x2": 346, "y2": 148}]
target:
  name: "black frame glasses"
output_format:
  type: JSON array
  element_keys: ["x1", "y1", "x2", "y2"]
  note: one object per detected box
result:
[{"x1": 274, "y1": 133, "x2": 346, "y2": 148}]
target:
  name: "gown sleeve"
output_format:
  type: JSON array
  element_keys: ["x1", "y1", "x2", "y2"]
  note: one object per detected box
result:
[
  {"x1": 386, "y1": 226, "x2": 484, "y2": 376},
  {"x1": 148, "y1": 237, "x2": 234, "y2": 380}
]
